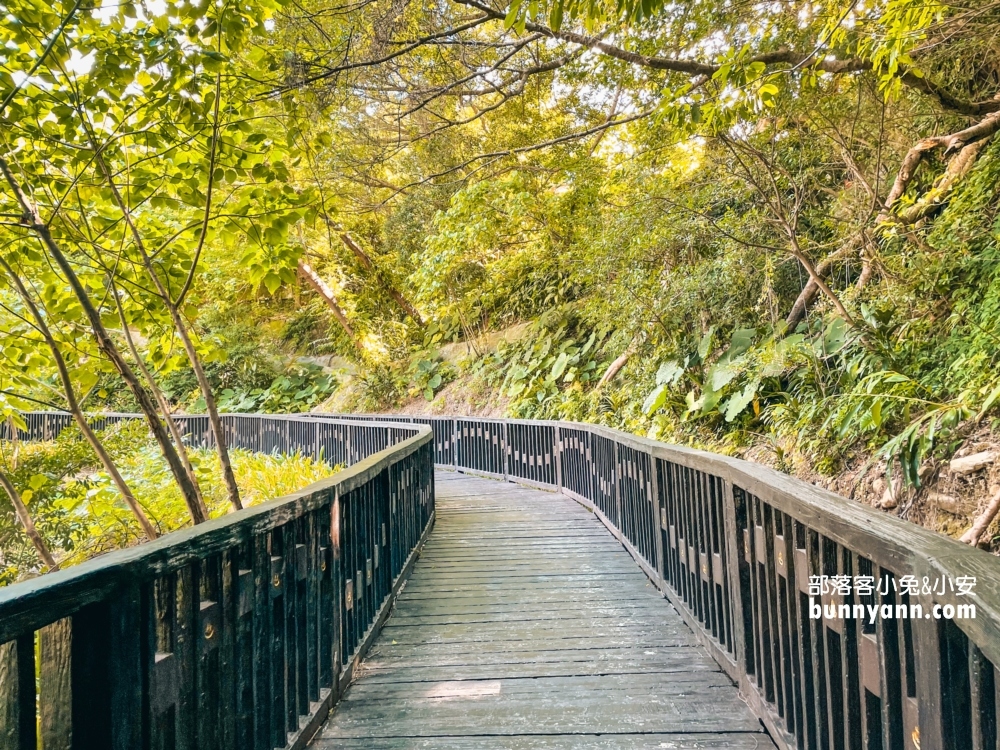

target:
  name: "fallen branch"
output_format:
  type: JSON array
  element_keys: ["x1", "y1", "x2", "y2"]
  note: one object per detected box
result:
[
  {"x1": 785, "y1": 237, "x2": 864, "y2": 328},
  {"x1": 337, "y1": 231, "x2": 425, "y2": 325},
  {"x1": 960, "y1": 483, "x2": 1000, "y2": 547},
  {"x1": 790, "y1": 113, "x2": 998, "y2": 322},
  {"x1": 298, "y1": 261, "x2": 364, "y2": 353},
  {"x1": 597, "y1": 338, "x2": 639, "y2": 387},
  {"x1": 894, "y1": 139, "x2": 989, "y2": 225},
  {"x1": 883, "y1": 104, "x2": 1000, "y2": 220}
]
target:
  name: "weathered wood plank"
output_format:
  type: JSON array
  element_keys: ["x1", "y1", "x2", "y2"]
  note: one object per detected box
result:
[
  {"x1": 39, "y1": 618, "x2": 72, "y2": 750},
  {"x1": 319, "y1": 471, "x2": 775, "y2": 748},
  {"x1": 318, "y1": 735, "x2": 775, "y2": 749}
]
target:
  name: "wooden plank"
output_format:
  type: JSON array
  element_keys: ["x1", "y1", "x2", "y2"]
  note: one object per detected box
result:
[
  {"x1": 174, "y1": 566, "x2": 197, "y2": 750},
  {"x1": 319, "y1": 471, "x2": 775, "y2": 748},
  {"x1": 0, "y1": 639, "x2": 19, "y2": 750},
  {"x1": 71, "y1": 603, "x2": 110, "y2": 749},
  {"x1": 315, "y1": 735, "x2": 776, "y2": 750},
  {"x1": 109, "y1": 587, "x2": 143, "y2": 750},
  {"x1": 39, "y1": 618, "x2": 72, "y2": 750},
  {"x1": 0, "y1": 635, "x2": 35, "y2": 750}
]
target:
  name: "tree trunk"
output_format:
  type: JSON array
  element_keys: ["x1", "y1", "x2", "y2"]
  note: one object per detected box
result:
[
  {"x1": 785, "y1": 277, "x2": 819, "y2": 330},
  {"x1": 0, "y1": 255, "x2": 160, "y2": 539},
  {"x1": 298, "y1": 261, "x2": 364, "y2": 352},
  {"x1": 0, "y1": 156, "x2": 207, "y2": 525},
  {"x1": 0, "y1": 468, "x2": 59, "y2": 571},
  {"x1": 337, "y1": 231, "x2": 424, "y2": 325},
  {"x1": 113, "y1": 288, "x2": 208, "y2": 519},
  {"x1": 785, "y1": 232, "x2": 857, "y2": 328},
  {"x1": 88, "y1": 150, "x2": 242, "y2": 513},
  {"x1": 785, "y1": 238, "x2": 865, "y2": 330},
  {"x1": 167, "y1": 305, "x2": 243, "y2": 511}
]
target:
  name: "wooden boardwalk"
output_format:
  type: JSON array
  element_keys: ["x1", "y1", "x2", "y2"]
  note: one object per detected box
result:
[{"x1": 315, "y1": 471, "x2": 775, "y2": 749}]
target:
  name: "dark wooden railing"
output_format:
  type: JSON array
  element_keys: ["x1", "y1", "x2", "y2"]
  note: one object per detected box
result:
[
  {"x1": 0, "y1": 413, "x2": 435, "y2": 750},
  {"x1": 4, "y1": 411, "x2": 999, "y2": 749},
  {"x1": 320, "y1": 414, "x2": 1000, "y2": 750}
]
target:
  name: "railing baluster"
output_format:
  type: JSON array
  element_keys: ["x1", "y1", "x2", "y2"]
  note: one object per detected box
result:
[{"x1": 39, "y1": 619, "x2": 72, "y2": 750}]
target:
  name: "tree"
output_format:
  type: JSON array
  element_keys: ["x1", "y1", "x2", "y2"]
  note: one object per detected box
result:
[
  {"x1": 1, "y1": 0, "x2": 312, "y2": 520},
  {"x1": 0, "y1": 414, "x2": 58, "y2": 571},
  {"x1": 0, "y1": 255, "x2": 160, "y2": 537},
  {"x1": 277, "y1": 0, "x2": 999, "y2": 326}
]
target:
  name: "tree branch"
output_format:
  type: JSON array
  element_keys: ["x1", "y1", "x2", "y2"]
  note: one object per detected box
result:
[{"x1": 451, "y1": 0, "x2": 999, "y2": 117}]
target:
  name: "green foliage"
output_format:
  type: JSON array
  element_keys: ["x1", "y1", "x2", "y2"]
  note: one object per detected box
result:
[
  {"x1": 406, "y1": 355, "x2": 453, "y2": 402},
  {"x1": 2, "y1": 0, "x2": 999, "y2": 567},
  {"x1": 469, "y1": 310, "x2": 609, "y2": 417},
  {"x1": 352, "y1": 365, "x2": 404, "y2": 412},
  {"x1": 417, "y1": 171, "x2": 587, "y2": 334},
  {"x1": 0, "y1": 423, "x2": 337, "y2": 584},
  {"x1": 216, "y1": 364, "x2": 337, "y2": 413}
]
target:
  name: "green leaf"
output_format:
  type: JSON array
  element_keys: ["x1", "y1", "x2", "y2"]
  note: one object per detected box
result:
[
  {"x1": 656, "y1": 360, "x2": 684, "y2": 386},
  {"x1": 697, "y1": 327, "x2": 716, "y2": 361},
  {"x1": 504, "y1": 0, "x2": 523, "y2": 29},
  {"x1": 822, "y1": 317, "x2": 850, "y2": 354},
  {"x1": 700, "y1": 388, "x2": 722, "y2": 414},
  {"x1": 728, "y1": 328, "x2": 756, "y2": 358},
  {"x1": 977, "y1": 383, "x2": 1000, "y2": 419},
  {"x1": 549, "y1": 0, "x2": 563, "y2": 28},
  {"x1": 708, "y1": 362, "x2": 738, "y2": 391},
  {"x1": 643, "y1": 383, "x2": 669, "y2": 415},
  {"x1": 551, "y1": 352, "x2": 569, "y2": 379},
  {"x1": 724, "y1": 380, "x2": 759, "y2": 422},
  {"x1": 870, "y1": 399, "x2": 883, "y2": 428},
  {"x1": 262, "y1": 272, "x2": 282, "y2": 294}
]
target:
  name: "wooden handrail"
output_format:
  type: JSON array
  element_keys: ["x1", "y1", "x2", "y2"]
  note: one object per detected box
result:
[
  {"x1": 4, "y1": 410, "x2": 999, "y2": 749},
  {"x1": 317, "y1": 413, "x2": 1000, "y2": 750},
  {"x1": 0, "y1": 413, "x2": 435, "y2": 750}
]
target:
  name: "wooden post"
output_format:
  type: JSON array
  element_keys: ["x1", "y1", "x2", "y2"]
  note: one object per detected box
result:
[
  {"x1": 554, "y1": 426, "x2": 563, "y2": 491},
  {"x1": 331, "y1": 489, "x2": 343, "y2": 694},
  {"x1": 913, "y1": 606, "x2": 944, "y2": 750},
  {"x1": 501, "y1": 422, "x2": 509, "y2": 481},
  {"x1": 71, "y1": 603, "x2": 114, "y2": 749},
  {"x1": 612, "y1": 442, "x2": 623, "y2": 531},
  {"x1": 649, "y1": 452, "x2": 665, "y2": 588},
  {"x1": 40, "y1": 619, "x2": 73, "y2": 750},
  {"x1": 0, "y1": 635, "x2": 36, "y2": 750},
  {"x1": 109, "y1": 588, "x2": 143, "y2": 750},
  {"x1": 0, "y1": 640, "x2": 17, "y2": 750}
]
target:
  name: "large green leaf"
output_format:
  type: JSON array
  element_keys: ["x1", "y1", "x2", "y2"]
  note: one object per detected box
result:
[
  {"x1": 551, "y1": 352, "x2": 570, "y2": 379},
  {"x1": 697, "y1": 327, "x2": 716, "y2": 361},
  {"x1": 724, "y1": 380, "x2": 759, "y2": 422},
  {"x1": 643, "y1": 383, "x2": 669, "y2": 415},
  {"x1": 656, "y1": 360, "x2": 684, "y2": 386},
  {"x1": 708, "y1": 362, "x2": 738, "y2": 392}
]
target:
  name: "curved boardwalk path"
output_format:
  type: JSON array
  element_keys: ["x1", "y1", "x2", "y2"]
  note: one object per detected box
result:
[{"x1": 315, "y1": 471, "x2": 775, "y2": 749}]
